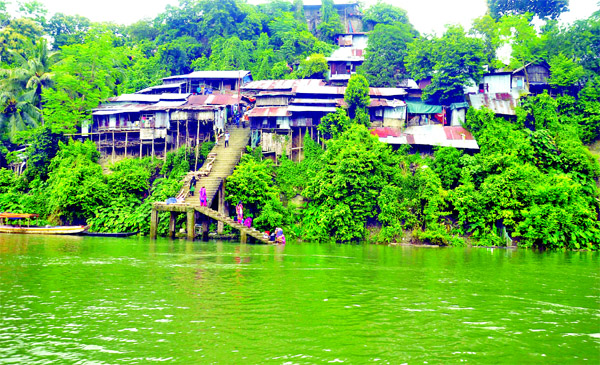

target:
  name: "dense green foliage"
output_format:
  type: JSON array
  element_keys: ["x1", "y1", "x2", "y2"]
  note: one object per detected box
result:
[{"x1": 487, "y1": 0, "x2": 569, "y2": 20}]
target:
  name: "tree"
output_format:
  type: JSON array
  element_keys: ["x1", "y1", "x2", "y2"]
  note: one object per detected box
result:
[
  {"x1": 42, "y1": 34, "x2": 127, "y2": 133},
  {"x1": 303, "y1": 124, "x2": 398, "y2": 242},
  {"x1": 361, "y1": 22, "x2": 415, "y2": 87},
  {"x1": 406, "y1": 26, "x2": 485, "y2": 104},
  {"x1": 45, "y1": 139, "x2": 109, "y2": 224},
  {"x1": 1, "y1": 38, "x2": 58, "y2": 113},
  {"x1": 362, "y1": 1, "x2": 410, "y2": 30},
  {"x1": 0, "y1": 89, "x2": 40, "y2": 141},
  {"x1": 487, "y1": 0, "x2": 569, "y2": 20},
  {"x1": 45, "y1": 13, "x2": 91, "y2": 50},
  {"x1": 0, "y1": 18, "x2": 44, "y2": 63},
  {"x1": 0, "y1": 1, "x2": 9, "y2": 27},
  {"x1": 344, "y1": 74, "x2": 370, "y2": 119},
  {"x1": 548, "y1": 53, "x2": 585, "y2": 91},
  {"x1": 295, "y1": 53, "x2": 328, "y2": 79},
  {"x1": 318, "y1": 107, "x2": 351, "y2": 140},
  {"x1": 317, "y1": 0, "x2": 344, "y2": 42},
  {"x1": 17, "y1": 0, "x2": 47, "y2": 26}
]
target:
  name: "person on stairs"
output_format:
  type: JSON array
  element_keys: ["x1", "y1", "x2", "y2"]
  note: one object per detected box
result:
[
  {"x1": 236, "y1": 201, "x2": 244, "y2": 224},
  {"x1": 224, "y1": 130, "x2": 230, "y2": 148},
  {"x1": 199, "y1": 186, "x2": 207, "y2": 207},
  {"x1": 189, "y1": 175, "x2": 197, "y2": 196}
]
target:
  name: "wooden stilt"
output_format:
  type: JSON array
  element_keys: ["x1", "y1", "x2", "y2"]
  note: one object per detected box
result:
[
  {"x1": 164, "y1": 131, "x2": 168, "y2": 160},
  {"x1": 186, "y1": 208, "x2": 196, "y2": 241},
  {"x1": 240, "y1": 231, "x2": 247, "y2": 244},
  {"x1": 140, "y1": 137, "x2": 142, "y2": 158},
  {"x1": 151, "y1": 135, "x2": 155, "y2": 160},
  {"x1": 169, "y1": 212, "x2": 176, "y2": 239},
  {"x1": 217, "y1": 181, "x2": 224, "y2": 234},
  {"x1": 150, "y1": 207, "x2": 158, "y2": 240},
  {"x1": 186, "y1": 120, "x2": 189, "y2": 159},
  {"x1": 176, "y1": 121, "x2": 180, "y2": 151},
  {"x1": 111, "y1": 131, "x2": 115, "y2": 163},
  {"x1": 201, "y1": 215, "x2": 209, "y2": 242},
  {"x1": 195, "y1": 121, "x2": 200, "y2": 170}
]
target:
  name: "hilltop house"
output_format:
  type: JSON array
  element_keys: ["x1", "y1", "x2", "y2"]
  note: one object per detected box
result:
[
  {"x1": 138, "y1": 71, "x2": 253, "y2": 95},
  {"x1": 303, "y1": 0, "x2": 363, "y2": 33},
  {"x1": 468, "y1": 62, "x2": 551, "y2": 116},
  {"x1": 327, "y1": 32, "x2": 368, "y2": 86}
]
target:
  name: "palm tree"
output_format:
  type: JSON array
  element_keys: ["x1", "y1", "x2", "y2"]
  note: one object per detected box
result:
[
  {"x1": 0, "y1": 89, "x2": 41, "y2": 141},
  {"x1": 0, "y1": 38, "x2": 58, "y2": 134},
  {"x1": 0, "y1": 38, "x2": 58, "y2": 117}
]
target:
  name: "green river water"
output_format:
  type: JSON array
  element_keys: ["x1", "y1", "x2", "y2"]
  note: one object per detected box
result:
[{"x1": 0, "y1": 235, "x2": 598, "y2": 364}]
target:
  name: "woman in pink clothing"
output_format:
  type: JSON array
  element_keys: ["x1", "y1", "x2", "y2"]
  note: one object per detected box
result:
[{"x1": 199, "y1": 186, "x2": 207, "y2": 206}]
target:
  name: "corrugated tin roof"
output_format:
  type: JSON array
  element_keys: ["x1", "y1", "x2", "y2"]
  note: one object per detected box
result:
[
  {"x1": 370, "y1": 99, "x2": 406, "y2": 107},
  {"x1": 186, "y1": 94, "x2": 242, "y2": 106},
  {"x1": 108, "y1": 94, "x2": 160, "y2": 103},
  {"x1": 468, "y1": 93, "x2": 517, "y2": 115},
  {"x1": 295, "y1": 86, "x2": 407, "y2": 97},
  {"x1": 248, "y1": 107, "x2": 291, "y2": 118},
  {"x1": 92, "y1": 103, "x2": 147, "y2": 115},
  {"x1": 163, "y1": 70, "x2": 251, "y2": 81},
  {"x1": 287, "y1": 105, "x2": 337, "y2": 113},
  {"x1": 242, "y1": 79, "x2": 325, "y2": 92},
  {"x1": 142, "y1": 100, "x2": 187, "y2": 111},
  {"x1": 290, "y1": 98, "x2": 338, "y2": 104},
  {"x1": 135, "y1": 82, "x2": 184, "y2": 94},
  {"x1": 371, "y1": 125, "x2": 479, "y2": 150}
]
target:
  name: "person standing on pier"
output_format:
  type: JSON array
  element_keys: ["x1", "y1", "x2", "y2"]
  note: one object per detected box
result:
[
  {"x1": 199, "y1": 186, "x2": 207, "y2": 207},
  {"x1": 236, "y1": 201, "x2": 244, "y2": 224},
  {"x1": 224, "y1": 131, "x2": 230, "y2": 148}
]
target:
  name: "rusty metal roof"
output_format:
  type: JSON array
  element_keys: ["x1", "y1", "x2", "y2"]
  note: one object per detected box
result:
[
  {"x1": 186, "y1": 94, "x2": 242, "y2": 106},
  {"x1": 295, "y1": 86, "x2": 407, "y2": 97},
  {"x1": 163, "y1": 70, "x2": 251, "y2": 81},
  {"x1": 468, "y1": 93, "x2": 517, "y2": 115},
  {"x1": 248, "y1": 107, "x2": 291, "y2": 118},
  {"x1": 242, "y1": 79, "x2": 325, "y2": 92}
]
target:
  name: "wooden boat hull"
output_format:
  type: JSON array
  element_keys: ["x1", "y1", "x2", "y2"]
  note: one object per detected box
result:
[{"x1": 0, "y1": 225, "x2": 88, "y2": 235}]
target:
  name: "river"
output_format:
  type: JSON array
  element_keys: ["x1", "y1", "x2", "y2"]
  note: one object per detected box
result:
[{"x1": 0, "y1": 235, "x2": 598, "y2": 363}]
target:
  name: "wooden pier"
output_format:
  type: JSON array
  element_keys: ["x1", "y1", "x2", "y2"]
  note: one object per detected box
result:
[{"x1": 149, "y1": 127, "x2": 269, "y2": 243}]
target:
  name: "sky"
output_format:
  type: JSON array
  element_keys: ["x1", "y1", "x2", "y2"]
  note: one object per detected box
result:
[{"x1": 6, "y1": 0, "x2": 600, "y2": 35}]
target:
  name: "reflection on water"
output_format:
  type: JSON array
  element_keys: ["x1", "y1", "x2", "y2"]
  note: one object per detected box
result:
[{"x1": 0, "y1": 236, "x2": 598, "y2": 363}]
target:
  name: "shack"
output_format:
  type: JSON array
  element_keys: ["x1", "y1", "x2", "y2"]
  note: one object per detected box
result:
[
  {"x1": 327, "y1": 33, "x2": 368, "y2": 86},
  {"x1": 161, "y1": 70, "x2": 252, "y2": 94}
]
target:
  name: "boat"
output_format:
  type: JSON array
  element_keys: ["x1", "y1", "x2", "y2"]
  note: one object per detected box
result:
[
  {"x1": 82, "y1": 231, "x2": 139, "y2": 237},
  {"x1": 0, "y1": 225, "x2": 88, "y2": 235},
  {"x1": 0, "y1": 213, "x2": 88, "y2": 235}
]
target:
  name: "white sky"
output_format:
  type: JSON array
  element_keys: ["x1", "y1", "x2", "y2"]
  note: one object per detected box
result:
[{"x1": 6, "y1": 0, "x2": 599, "y2": 35}]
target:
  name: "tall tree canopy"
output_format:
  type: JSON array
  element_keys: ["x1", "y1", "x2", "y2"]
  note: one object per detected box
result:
[
  {"x1": 406, "y1": 26, "x2": 485, "y2": 104},
  {"x1": 487, "y1": 0, "x2": 569, "y2": 20},
  {"x1": 361, "y1": 22, "x2": 416, "y2": 87}
]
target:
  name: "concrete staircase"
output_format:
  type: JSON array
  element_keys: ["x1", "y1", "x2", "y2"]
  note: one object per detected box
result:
[
  {"x1": 195, "y1": 206, "x2": 270, "y2": 244},
  {"x1": 181, "y1": 126, "x2": 251, "y2": 206}
]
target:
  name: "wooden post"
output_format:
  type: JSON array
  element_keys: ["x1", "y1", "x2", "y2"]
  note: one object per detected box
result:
[
  {"x1": 169, "y1": 212, "x2": 176, "y2": 239},
  {"x1": 240, "y1": 231, "x2": 247, "y2": 244},
  {"x1": 217, "y1": 181, "x2": 224, "y2": 234},
  {"x1": 195, "y1": 121, "x2": 200, "y2": 170},
  {"x1": 125, "y1": 131, "x2": 128, "y2": 158},
  {"x1": 186, "y1": 120, "x2": 189, "y2": 155},
  {"x1": 186, "y1": 208, "x2": 195, "y2": 241},
  {"x1": 111, "y1": 131, "x2": 115, "y2": 163},
  {"x1": 164, "y1": 131, "x2": 168, "y2": 160},
  {"x1": 176, "y1": 121, "x2": 180, "y2": 151},
  {"x1": 140, "y1": 135, "x2": 143, "y2": 158},
  {"x1": 151, "y1": 135, "x2": 155, "y2": 160},
  {"x1": 201, "y1": 215, "x2": 209, "y2": 241},
  {"x1": 150, "y1": 207, "x2": 158, "y2": 240}
]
